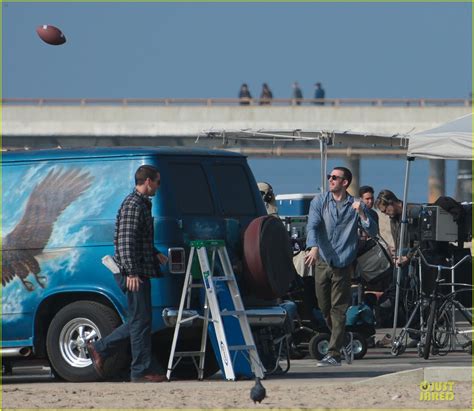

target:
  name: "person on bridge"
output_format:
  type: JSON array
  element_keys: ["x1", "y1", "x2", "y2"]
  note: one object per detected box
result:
[
  {"x1": 238, "y1": 83, "x2": 252, "y2": 105},
  {"x1": 305, "y1": 167, "x2": 377, "y2": 366},
  {"x1": 292, "y1": 81, "x2": 303, "y2": 105},
  {"x1": 259, "y1": 83, "x2": 273, "y2": 105},
  {"x1": 314, "y1": 82, "x2": 325, "y2": 105}
]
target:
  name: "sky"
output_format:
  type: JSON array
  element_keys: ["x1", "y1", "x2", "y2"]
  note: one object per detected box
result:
[{"x1": 3, "y1": 1, "x2": 472, "y2": 99}]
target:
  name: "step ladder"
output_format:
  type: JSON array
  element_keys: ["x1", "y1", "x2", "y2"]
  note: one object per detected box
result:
[{"x1": 166, "y1": 239, "x2": 265, "y2": 381}]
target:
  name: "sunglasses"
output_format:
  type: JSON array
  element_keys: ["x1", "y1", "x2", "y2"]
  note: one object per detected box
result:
[{"x1": 327, "y1": 174, "x2": 345, "y2": 181}]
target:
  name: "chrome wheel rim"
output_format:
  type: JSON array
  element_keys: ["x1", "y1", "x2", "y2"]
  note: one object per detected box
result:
[
  {"x1": 58, "y1": 318, "x2": 101, "y2": 368},
  {"x1": 317, "y1": 339, "x2": 329, "y2": 356},
  {"x1": 352, "y1": 339, "x2": 364, "y2": 355}
]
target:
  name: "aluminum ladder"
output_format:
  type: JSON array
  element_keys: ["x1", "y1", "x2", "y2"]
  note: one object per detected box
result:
[{"x1": 166, "y1": 239, "x2": 265, "y2": 381}]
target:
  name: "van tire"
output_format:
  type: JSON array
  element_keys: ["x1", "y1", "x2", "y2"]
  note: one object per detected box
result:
[{"x1": 46, "y1": 301, "x2": 126, "y2": 382}]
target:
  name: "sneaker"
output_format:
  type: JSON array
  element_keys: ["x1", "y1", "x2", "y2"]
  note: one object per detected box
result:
[
  {"x1": 341, "y1": 332, "x2": 354, "y2": 364},
  {"x1": 131, "y1": 373, "x2": 168, "y2": 383},
  {"x1": 86, "y1": 342, "x2": 105, "y2": 378},
  {"x1": 317, "y1": 354, "x2": 341, "y2": 367}
]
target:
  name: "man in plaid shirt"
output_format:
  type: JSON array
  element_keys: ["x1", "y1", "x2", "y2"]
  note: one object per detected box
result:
[{"x1": 88, "y1": 165, "x2": 168, "y2": 383}]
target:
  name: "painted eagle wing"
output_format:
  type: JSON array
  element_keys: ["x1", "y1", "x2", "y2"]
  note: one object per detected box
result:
[{"x1": 2, "y1": 168, "x2": 93, "y2": 286}]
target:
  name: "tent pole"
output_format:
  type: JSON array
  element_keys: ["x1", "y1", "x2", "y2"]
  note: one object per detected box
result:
[
  {"x1": 391, "y1": 156, "x2": 415, "y2": 343},
  {"x1": 319, "y1": 136, "x2": 327, "y2": 191}
]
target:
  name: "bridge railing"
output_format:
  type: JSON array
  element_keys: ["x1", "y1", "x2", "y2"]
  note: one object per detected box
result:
[{"x1": 2, "y1": 97, "x2": 472, "y2": 107}]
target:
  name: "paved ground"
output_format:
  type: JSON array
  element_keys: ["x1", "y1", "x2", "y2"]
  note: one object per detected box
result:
[
  {"x1": 2, "y1": 329, "x2": 472, "y2": 409},
  {"x1": 2, "y1": 328, "x2": 471, "y2": 384}
]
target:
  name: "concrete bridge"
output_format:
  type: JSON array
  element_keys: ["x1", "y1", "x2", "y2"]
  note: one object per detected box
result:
[
  {"x1": 2, "y1": 98, "x2": 471, "y2": 157},
  {"x1": 3, "y1": 98, "x2": 471, "y2": 201}
]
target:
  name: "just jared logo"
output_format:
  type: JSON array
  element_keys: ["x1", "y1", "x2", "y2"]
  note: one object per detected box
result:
[{"x1": 419, "y1": 380, "x2": 455, "y2": 401}]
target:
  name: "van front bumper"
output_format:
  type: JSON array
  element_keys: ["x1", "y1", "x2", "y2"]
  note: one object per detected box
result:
[{"x1": 162, "y1": 306, "x2": 287, "y2": 328}]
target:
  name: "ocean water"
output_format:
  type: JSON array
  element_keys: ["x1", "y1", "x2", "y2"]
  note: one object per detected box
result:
[{"x1": 248, "y1": 157, "x2": 460, "y2": 204}]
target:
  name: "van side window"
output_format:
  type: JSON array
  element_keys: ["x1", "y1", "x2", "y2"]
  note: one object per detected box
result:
[
  {"x1": 169, "y1": 163, "x2": 214, "y2": 215},
  {"x1": 212, "y1": 164, "x2": 257, "y2": 215}
]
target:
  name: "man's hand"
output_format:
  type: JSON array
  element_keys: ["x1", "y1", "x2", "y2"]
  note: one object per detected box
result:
[
  {"x1": 352, "y1": 201, "x2": 368, "y2": 221},
  {"x1": 126, "y1": 275, "x2": 142, "y2": 292},
  {"x1": 156, "y1": 252, "x2": 168, "y2": 265},
  {"x1": 304, "y1": 247, "x2": 319, "y2": 266},
  {"x1": 394, "y1": 256, "x2": 409, "y2": 267}
]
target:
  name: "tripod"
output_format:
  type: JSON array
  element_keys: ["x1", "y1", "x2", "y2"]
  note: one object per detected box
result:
[{"x1": 390, "y1": 250, "x2": 426, "y2": 356}]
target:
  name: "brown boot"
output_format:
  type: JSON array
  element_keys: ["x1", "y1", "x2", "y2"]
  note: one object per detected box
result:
[
  {"x1": 86, "y1": 342, "x2": 105, "y2": 378},
  {"x1": 131, "y1": 373, "x2": 167, "y2": 383}
]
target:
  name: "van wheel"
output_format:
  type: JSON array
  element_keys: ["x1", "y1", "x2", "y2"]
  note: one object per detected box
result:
[
  {"x1": 46, "y1": 301, "x2": 126, "y2": 382},
  {"x1": 308, "y1": 333, "x2": 330, "y2": 360}
]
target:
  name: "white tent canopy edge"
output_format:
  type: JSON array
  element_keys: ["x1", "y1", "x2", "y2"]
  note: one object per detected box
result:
[{"x1": 407, "y1": 113, "x2": 473, "y2": 160}]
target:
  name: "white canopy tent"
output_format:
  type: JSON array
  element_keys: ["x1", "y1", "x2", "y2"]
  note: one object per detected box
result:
[
  {"x1": 391, "y1": 113, "x2": 473, "y2": 346},
  {"x1": 408, "y1": 113, "x2": 472, "y2": 160}
]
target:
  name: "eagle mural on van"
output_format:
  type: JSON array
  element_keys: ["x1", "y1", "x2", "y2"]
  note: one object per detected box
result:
[{"x1": 2, "y1": 168, "x2": 93, "y2": 291}]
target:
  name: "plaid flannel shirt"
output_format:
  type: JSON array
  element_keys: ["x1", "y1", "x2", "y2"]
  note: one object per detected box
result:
[{"x1": 114, "y1": 190, "x2": 160, "y2": 278}]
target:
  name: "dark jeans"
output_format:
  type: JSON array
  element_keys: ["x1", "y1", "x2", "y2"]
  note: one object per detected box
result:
[
  {"x1": 94, "y1": 275, "x2": 154, "y2": 380},
  {"x1": 314, "y1": 260, "x2": 352, "y2": 359}
]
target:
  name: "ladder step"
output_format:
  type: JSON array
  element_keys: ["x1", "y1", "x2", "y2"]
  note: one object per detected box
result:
[
  {"x1": 177, "y1": 314, "x2": 202, "y2": 324},
  {"x1": 211, "y1": 276, "x2": 235, "y2": 282},
  {"x1": 228, "y1": 344, "x2": 257, "y2": 351},
  {"x1": 174, "y1": 351, "x2": 205, "y2": 357},
  {"x1": 221, "y1": 310, "x2": 246, "y2": 317}
]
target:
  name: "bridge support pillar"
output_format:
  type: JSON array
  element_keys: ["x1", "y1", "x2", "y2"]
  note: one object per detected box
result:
[
  {"x1": 345, "y1": 155, "x2": 360, "y2": 197},
  {"x1": 455, "y1": 160, "x2": 472, "y2": 202},
  {"x1": 428, "y1": 159, "x2": 445, "y2": 203}
]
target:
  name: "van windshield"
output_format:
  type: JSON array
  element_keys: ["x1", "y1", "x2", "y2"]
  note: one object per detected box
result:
[
  {"x1": 169, "y1": 163, "x2": 214, "y2": 215},
  {"x1": 212, "y1": 164, "x2": 257, "y2": 216}
]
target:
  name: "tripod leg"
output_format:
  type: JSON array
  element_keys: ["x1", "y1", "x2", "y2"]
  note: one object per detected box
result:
[{"x1": 391, "y1": 300, "x2": 421, "y2": 356}]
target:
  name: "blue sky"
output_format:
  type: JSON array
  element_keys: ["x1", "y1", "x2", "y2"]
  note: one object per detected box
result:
[{"x1": 3, "y1": 1, "x2": 472, "y2": 99}]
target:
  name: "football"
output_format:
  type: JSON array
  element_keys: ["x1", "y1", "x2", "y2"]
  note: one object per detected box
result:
[{"x1": 36, "y1": 25, "x2": 66, "y2": 46}]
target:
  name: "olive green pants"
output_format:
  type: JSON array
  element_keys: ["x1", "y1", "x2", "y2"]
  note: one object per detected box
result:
[{"x1": 314, "y1": 260, "x2": 352, "y2": 359}]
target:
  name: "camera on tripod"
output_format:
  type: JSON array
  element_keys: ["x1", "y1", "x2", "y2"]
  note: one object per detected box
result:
[{"x1": 407, "y1": 202, "x2": 472, "y2": 246}]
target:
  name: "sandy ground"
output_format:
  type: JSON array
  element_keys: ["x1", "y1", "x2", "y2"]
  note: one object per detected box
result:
[{"x1": 2, "y1": 378, "x2": 472, "y2": 409}]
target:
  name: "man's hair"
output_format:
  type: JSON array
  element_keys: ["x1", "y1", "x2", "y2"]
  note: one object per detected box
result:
[
  {"x1": 333, "y1": 166, "x2": 352, "y2": 187},
  {"x1": 135, "y1": 165, "x2": 159, "y2": 185},
  {"x1": 359, "y1": 185, "x2": 374, "y2": 197},
  {"x1": 375, "y1": 189, "x2": 400, "y2": 208}
]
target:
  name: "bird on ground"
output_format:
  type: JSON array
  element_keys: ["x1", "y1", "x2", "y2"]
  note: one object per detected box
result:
[{"x1": 250, "y1": 377, "x2": 266, "y2": 403}]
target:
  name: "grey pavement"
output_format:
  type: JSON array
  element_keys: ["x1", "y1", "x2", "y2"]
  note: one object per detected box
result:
[{"x1": 3, "y1": 330, "x2": 471, "y2": 385}]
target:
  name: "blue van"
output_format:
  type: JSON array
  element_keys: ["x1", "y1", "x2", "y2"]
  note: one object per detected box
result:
[{"x1": 1, "y1": 147, "x2": 290, "y2": 381}]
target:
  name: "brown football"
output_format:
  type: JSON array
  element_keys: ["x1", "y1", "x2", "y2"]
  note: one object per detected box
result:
[{"x1": 36, "y1": 25, "x2": 66, "y2": 46}]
